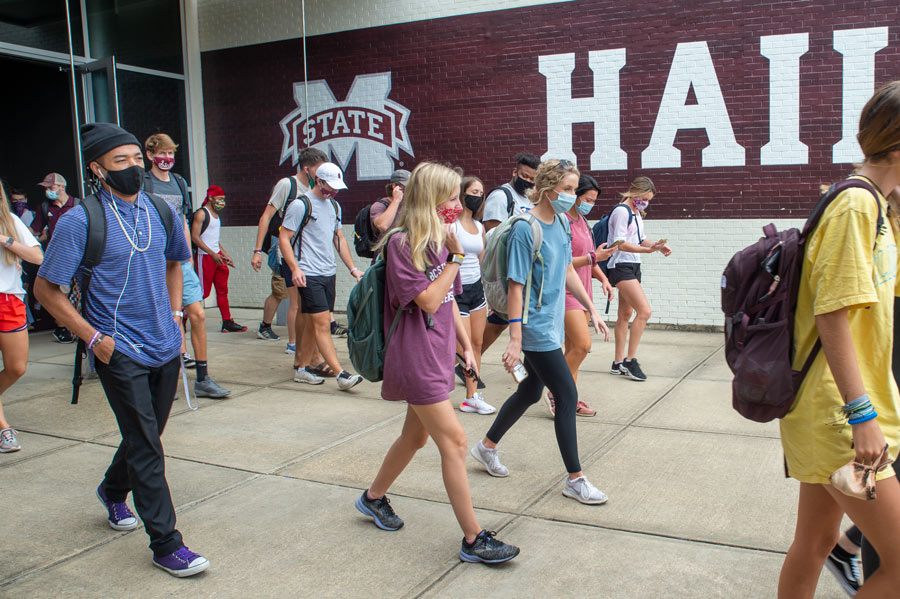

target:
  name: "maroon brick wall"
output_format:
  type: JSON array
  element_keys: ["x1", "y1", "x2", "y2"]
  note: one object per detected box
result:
[{"x1": 201, "y1": 0, "x2": 900, "y2": 227}]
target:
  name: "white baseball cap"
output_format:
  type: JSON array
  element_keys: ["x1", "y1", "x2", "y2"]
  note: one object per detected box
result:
[{"x1": 315, "y1": 162, "x2": 348, "y2": 190}]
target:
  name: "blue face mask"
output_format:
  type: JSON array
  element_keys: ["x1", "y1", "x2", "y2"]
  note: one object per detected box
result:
[
  {"x1": 45, "y1": 189, "x2": 59, "y2": 201},
  {"x1": 576, "y1": 201, "x2": 593, "y2": 216},
  {"x1": 550, "y1": 191, "x2": 576, "y2": 214}
]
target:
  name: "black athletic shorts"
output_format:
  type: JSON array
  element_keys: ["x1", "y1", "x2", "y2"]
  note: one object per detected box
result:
[
  {"x1": 607, "y1": 262, "x2": 642, "y2": 286},
  {"x1": 456, "y1": 280, "x2": 487, "y2": 317},
  {"x1": 299, "y1": 275, "x2": 336, "y2": 314}
]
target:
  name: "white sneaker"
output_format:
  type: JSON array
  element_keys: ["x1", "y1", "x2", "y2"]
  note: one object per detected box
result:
[
  {"x1": 336, "y1": 371, "x2": 363, "y2": 391},
  {"x1": 459, "y1": 393, "x2": 496, "y2": 415},
  {"x1": 562, "y1": 476, "x2": 608, "y2": 505},
  {"x1": 470, "y1": 442, "x2": 509, "y2": 477},
  {"x1": 294, "y1": 367, "x2": 324, "y2": 385}
]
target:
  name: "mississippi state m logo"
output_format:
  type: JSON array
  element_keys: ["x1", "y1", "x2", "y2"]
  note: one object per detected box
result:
[{"x1": 279, "y1": 72, "x2": 414, "y2": 180}]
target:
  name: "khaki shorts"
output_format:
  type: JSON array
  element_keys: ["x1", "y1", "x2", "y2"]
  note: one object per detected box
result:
[{"x1": 271, "y1": 274, "x2": 287, "y2": 302}]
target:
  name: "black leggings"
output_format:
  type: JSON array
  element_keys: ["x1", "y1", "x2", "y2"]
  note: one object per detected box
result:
[{"x1": 486, "y1": 348, "x2": 581, "y2": 473}]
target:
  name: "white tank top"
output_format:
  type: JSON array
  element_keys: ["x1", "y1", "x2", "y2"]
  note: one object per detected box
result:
[
  {"x1": 452, "y1": 220, "x2": 484, "y2": 285},
  {"x1": 198, "y1": 206, "x2": 221, "y2": 255}
]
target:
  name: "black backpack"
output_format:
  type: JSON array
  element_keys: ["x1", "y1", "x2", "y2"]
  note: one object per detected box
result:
[
  {"x1": 71, "y1": 192, "x2": 174, "y2": 404},
  {"x1": 187, "y1": 205, "x2": 211, "y2": 253},
  {"x1": 592, "y1": 203, "x2": 642, "y2": 274},
  {"x1": 353, "y1": 198, "x2": 389, "y2": 259},
  {"x1": 142, "y1": 171, "x2": 191, "y2": 218},
  {"x1": 261, "y1": 176, "x2": 301, "y2": 254},
  {"x1": 488, "y1": 185, "x2": 517, "y2": 219}
]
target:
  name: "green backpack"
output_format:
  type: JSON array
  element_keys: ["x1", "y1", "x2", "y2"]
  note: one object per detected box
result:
[
  {"x1": 481, "y1": 212, "x2": 568, "y2": 324},
  {"x1": 346, "y1": 232, "x2": 403, "y2": 382}
]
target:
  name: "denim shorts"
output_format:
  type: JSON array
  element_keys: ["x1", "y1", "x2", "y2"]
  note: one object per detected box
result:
[{"x1": 181, "y1": 261, "x2": 203, "y2": 306}]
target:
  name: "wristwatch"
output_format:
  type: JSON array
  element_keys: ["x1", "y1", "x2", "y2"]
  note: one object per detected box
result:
[
  {"x1": 447, "y1": 253, "x2": 464, "y2": 266},
  {"x1": 3, "y1": 236, "x2": 12, "y2": 247},
  {"x1": 588, "y1": 250, "x2": 597, "y2": 267}
]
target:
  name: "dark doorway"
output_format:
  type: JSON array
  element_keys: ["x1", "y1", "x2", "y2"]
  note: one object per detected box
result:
[{"x1": 0, "y1": 55, "x2": 79, "y2": 210}]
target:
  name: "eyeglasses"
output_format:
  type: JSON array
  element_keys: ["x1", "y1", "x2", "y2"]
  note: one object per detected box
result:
[{"x1": 558, "y1": 159, "x2": 574, "y2": 169}]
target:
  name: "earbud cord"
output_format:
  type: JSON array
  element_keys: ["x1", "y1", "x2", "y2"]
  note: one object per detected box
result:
[{"x1": 100, "y1": 184, "x2": 151, "y2": 353}]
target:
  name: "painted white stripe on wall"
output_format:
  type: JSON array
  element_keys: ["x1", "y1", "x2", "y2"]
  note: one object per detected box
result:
[
  {"x1": 218, "y1": 218, "x2": 805, "y2": 328},
  {"x1": 198, "y1": 0, "x2": 574, "y2": 52}
]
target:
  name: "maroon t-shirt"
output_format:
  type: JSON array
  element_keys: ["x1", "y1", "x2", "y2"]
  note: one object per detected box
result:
[{"x1": 381, "y1": 233, "x2": 462, "y2": 405}]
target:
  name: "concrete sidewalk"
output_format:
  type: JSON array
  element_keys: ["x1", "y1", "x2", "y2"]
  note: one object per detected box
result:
[{"x1": 2, "y1": 308, "x2": 847, "y2": 598}]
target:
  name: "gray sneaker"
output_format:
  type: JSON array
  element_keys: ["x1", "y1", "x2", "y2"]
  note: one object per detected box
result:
[
  {"x1": 294, "y1": 367, "x2": 324, "y2": 385},
  {"x1": 336, "y1": 370, "x2": 362, "y2": 391},
  {"x1": 470, "y1": 442, "x2": 509, "y2": 477},
  {"x1": 562, "y1": 476, "x2": 608, "y2": 505},
  {"x1": 0, "y1": 427, "x2": 21, "y2": 453},
  {"x1": 194, "y1": 376, "x2": 230, "y2": 399}
]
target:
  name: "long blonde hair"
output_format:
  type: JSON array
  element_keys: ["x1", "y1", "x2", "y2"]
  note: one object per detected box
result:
[
  {"x1": 0, "y1": 185, "x2": 19, "y2": 266},
  {"x1": 525, "y1": 159, "x2": 580, "y2": 206},
  {"x1": 379, "y1": 162, "x2": 460, "y2": 272}
]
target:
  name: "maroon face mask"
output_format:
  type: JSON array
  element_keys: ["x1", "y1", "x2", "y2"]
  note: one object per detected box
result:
[
  {"x1": 437, "y1": 205, "x2": 463, "y2": 224},
  {"x1": 153, "y1": 156, "x2": 175, "y2": 171}
]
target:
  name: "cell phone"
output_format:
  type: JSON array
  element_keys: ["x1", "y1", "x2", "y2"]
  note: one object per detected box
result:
[
  {"x1": 657, "y1": 239, "x2": 668, "y2": 245},
  {"x1": 609, "y1": 239, "x2": 625, "y2": 248}
]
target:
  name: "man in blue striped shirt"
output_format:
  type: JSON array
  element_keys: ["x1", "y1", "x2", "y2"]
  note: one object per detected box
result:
[{"x1": 34, "y1": 123, "x2": 209, "y2": 578}]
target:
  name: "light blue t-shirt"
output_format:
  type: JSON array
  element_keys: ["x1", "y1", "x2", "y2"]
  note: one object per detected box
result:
[{"x1": 507, "y1": 216, "x2": 571, "y2": 352}]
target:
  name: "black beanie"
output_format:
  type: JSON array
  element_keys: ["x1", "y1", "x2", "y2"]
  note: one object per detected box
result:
[{"x1": 80, "y1": 122, "x2": 141, "y2": 165}]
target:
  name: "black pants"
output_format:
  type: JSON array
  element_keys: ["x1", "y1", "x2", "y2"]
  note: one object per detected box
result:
[
  {"x1": 95, "y1": 350, "x2": 183, "y2": 557},
  {"x1": 486, "y1": 348, "x2": 581, "y2": 473}
]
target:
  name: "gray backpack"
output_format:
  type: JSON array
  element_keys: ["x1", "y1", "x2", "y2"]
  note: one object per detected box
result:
[{"x1": 481, "y1": 213, "x2": 567, "y2": 324}]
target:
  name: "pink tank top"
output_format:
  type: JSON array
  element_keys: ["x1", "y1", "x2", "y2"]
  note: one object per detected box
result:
[{"x1": 565, "y1": 213, "x2": 593, "y2": 311}]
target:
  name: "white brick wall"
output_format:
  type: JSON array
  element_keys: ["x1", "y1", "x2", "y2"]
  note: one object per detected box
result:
[
  {"x1": 198, "y1": 0, "x2": 573, "y2": 52},
  {"x1": 218, "y1": 218, "x2": 806, "y2": 328}
]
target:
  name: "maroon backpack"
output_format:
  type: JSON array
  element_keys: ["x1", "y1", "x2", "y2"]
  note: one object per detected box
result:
[{"x1": 721, "y1": 178, "x2": 882, "y2": 422}]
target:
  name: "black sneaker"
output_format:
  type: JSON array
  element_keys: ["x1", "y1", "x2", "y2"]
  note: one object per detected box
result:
[
  {"x1": 355, "y1": 491, "x2": 404, "y2": 531},
  {"x1": 610, "y1": 361, "x2": 624, "y2": 375},
  {"x1": 221, "y1": 319, "x2": 247, "y2": 333},
  {"x1": 53, "y1": 327, "x2": 74, "y2": 344},
  {"x1": 182, "y1": 352, "x2": 196, "y2": 369},
  {"x1": 459, "y1": 530, "x2": 520, "y2": 564},
  {"x1": 824, "y1": 547, "x2": 862, "y2": 597},
  {"x1": 330, "y1": 322, "x2": 349, "y2": 337},
  {"x1": 257, "y1": 323, "x2": 280, "y2": 340},
  {"x1": 620, "y1": 358, "x2": 647, "y2": 381},
  {"x1": 456, "y1": 363, "x2": 486, "y2": 390}
]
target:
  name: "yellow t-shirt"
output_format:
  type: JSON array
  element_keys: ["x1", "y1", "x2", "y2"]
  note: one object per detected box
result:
[{"x1": 781, "y1": 177, "x2": 900, "y2": 483}]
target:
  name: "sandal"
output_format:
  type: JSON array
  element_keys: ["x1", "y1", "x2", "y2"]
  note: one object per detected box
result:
[{"x1": 308, "y1": 362, "x2": 337, "y2": 377}]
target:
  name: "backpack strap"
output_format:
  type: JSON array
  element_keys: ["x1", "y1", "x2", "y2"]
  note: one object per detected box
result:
[
  {"x1": 172, "y1": 173, "x2": 191, "y2": 217},
  {"x1": 72, "y1": 194, "x2": 106, "y2": 405},
  {"x1": 143, "y1": 192, "x2": 174, "y2": 254},
  {"x1": 512, "y1": 213, "x2": 545, "y2": 325},
  {"x1": 502, "y1": 186, "x2": 515, "y2": 217},
  {"x1": 288, "y1": 194, "x2": 313, "y2": 254},
  {"x1": 794, "y1": 177, "x2": 885, "y2": 386}
]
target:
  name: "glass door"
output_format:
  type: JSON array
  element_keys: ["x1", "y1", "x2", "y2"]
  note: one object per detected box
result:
[{"x1": 79, "y1": 55, "x2": 120, "y2": 125}]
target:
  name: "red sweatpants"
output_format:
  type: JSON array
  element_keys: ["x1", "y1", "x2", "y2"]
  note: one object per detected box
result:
[{"x1": 198, "y1": 252, "x2": 232, "y2": 321}]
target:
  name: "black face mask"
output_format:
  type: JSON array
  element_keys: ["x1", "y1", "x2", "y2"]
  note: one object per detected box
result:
[
  {"x1": 464, "y1": 194, "x2": 483, "y2": 213},
  {"x1": 512, "y1": 176, "x2": 534, "y2": 195},
  {"x1": 99, "y1": 164, "x2": 145, "y2": 196}
]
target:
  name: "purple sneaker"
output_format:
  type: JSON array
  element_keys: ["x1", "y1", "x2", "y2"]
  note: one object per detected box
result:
[
  {"x1": 153, "y1": 546, "x2": 210, "y2": 577},
  {"x1": 96, "y1": 484, "x2": 139, "y2": 531}
]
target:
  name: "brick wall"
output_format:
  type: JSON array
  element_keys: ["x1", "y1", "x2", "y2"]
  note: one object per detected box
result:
[{"x1": 198, "y1": 0, "x2": 900, "y2": 326}]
